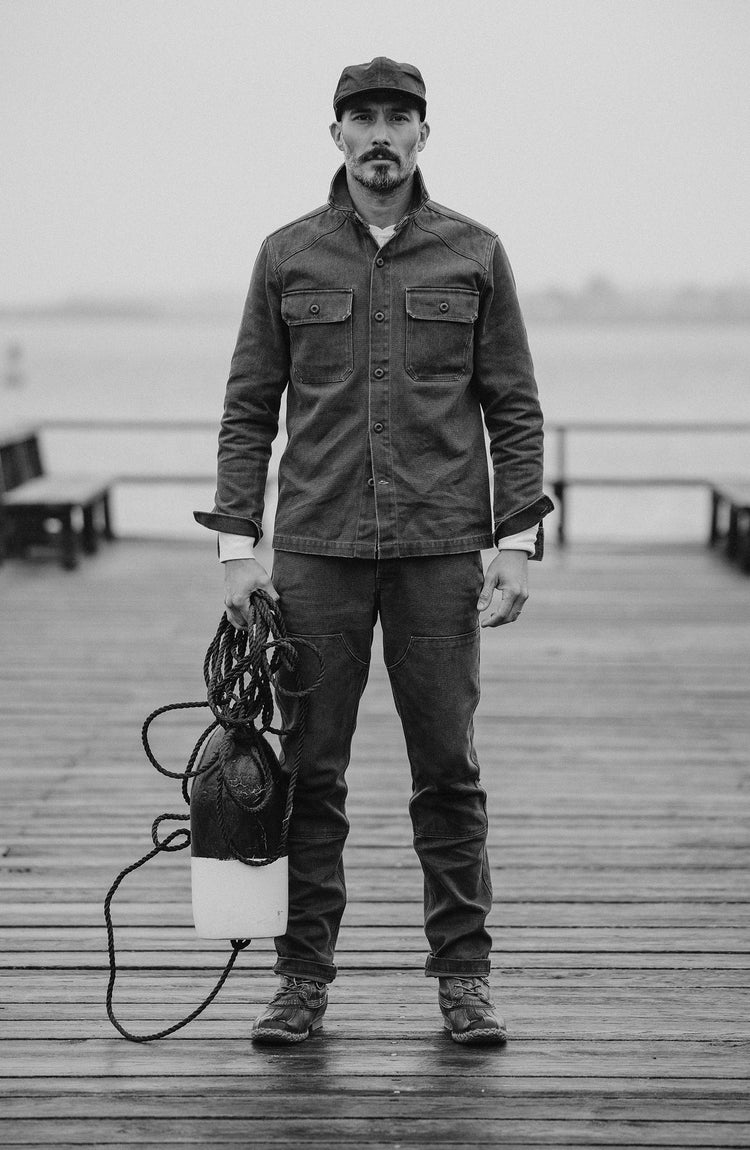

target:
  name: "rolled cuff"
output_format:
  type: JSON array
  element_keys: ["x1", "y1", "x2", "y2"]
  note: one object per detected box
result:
[
  {"x1": 193, "y1": 510, "x2": 261, "y2": 539},
  {"x1": 425, "y1": 956, "x2": 492, "y2": 977},
  {"x1": 494, "y1": 494, "x2": 554, "y2": 561}
]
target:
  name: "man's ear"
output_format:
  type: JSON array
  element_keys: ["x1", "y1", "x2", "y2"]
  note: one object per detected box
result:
[
  {"x1": 417, "y1": 121, "x2": 430, "y2": 151},
  {"x1": 330, "y1": 122, "x2": 344, "y2": 152}
]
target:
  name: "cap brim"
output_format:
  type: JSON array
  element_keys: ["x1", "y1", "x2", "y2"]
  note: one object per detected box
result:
[{"x1": 335, "y1": 86, "x2": 426, "y2": 118}]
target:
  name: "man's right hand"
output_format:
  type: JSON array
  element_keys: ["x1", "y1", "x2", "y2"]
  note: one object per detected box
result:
[{"x1": 223, "y1": 557, "x2": 279, "y2": 629}]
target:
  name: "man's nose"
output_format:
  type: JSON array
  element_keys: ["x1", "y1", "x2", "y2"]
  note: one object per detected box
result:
[{"x1": 370, "y1": 115, "x2": 391, "y2": 143}]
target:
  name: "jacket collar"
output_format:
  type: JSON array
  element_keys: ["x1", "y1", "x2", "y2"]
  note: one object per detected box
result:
[{"x1": 328, "y1": 164, "x2": 430, "y2": 223}]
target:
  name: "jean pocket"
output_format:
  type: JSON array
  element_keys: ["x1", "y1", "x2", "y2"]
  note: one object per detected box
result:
[
  {"x1": 386, "y1": 626, "x2": 480, "y2": 673},
  {"x1": 405, "y1": 287, "x2": 479, "y2": 381},
  {"x1": 282, "y1": 289, "x2": 353, "y2": 384},
  {"x1": 289, "y1": 631, "x2": 371, "y2": 669}
]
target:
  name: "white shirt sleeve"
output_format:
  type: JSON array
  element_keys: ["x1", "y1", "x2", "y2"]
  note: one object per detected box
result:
[
  {"x1": 218, "y1": 532, "x2": 256, "y2": 561},
  {"x1": 496, "y1": 526, "x2": 538, "y2": 555}
]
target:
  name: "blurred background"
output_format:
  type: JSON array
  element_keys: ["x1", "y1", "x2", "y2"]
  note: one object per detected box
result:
[{"x1": 2, "y1": 0, "x2": 749, "y2": 545}]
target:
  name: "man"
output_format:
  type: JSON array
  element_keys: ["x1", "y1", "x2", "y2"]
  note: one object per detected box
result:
[{"x1": 195, "y1": 57, "x2": 552, "y2": 1045}]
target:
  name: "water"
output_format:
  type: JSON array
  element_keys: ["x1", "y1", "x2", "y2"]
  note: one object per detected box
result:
[{"x1": 2, "y1": 314, "x2": 749, "y2": 542}]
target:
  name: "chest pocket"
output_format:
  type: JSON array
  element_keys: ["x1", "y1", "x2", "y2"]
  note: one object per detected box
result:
[
  {"x1": 281, "y1": 289, "x2": 353, "y2": 384},
  {"x1": 405, "y1": 288, "x2": 479, "y2": 382}
]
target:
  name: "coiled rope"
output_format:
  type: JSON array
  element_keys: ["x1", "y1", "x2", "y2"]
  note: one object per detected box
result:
[{"x1": 103, "y1": 592, "x2": 323, "y2": 1042}]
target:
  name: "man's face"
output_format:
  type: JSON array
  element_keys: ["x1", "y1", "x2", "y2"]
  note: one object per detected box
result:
[{"x1": 330, "y1": 97, "x2": 430, "y2": 194}]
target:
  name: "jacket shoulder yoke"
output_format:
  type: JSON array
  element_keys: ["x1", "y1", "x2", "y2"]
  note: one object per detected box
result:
[
  {"x1": 265, "y1": 203, "x2": 345, "y2": 267},
  {"x1": 418, "y1": 199, "x2": 499, "y2": 268},
  {"x1": 424, "y1": 198, "x2": 498, "y2": 238}
]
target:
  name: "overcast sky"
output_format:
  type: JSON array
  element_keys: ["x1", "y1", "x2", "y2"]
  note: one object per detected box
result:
[{"x1": 2, "y1": 0, "x2": 749, "y2": 304}]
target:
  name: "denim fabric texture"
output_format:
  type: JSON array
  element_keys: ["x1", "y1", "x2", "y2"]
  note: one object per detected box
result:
[
  {"x1": 271, "y1": 550, "x2": 494, "y2": 982},
  {"x1": 194, "y1": 165, "x2": 553, "y2": 558}
]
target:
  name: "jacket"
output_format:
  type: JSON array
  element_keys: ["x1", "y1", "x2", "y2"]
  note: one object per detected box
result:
[{"x1": 195, "y1": 166, "x2": 553, "y2": 558}]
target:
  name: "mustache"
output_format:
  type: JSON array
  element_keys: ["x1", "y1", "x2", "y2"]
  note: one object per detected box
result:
[{"x1": 360, "y1": 148, "x2": 400, "y2": 164}]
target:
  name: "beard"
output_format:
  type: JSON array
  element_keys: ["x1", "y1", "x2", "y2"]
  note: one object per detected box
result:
[
  {"x1": 356, "y1": 165, "x2": 408, "y2": 192},
  {"x1": 344, "y1": 143, "x2": 419, "y2": 194}
]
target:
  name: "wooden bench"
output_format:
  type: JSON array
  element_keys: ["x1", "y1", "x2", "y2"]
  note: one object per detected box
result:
[
  {"x1": 709, "y1": 482, "x2": 750, "y2": 573},
  {"x1": 0, "y1": 426, "x2": 114, "y2": 570}
]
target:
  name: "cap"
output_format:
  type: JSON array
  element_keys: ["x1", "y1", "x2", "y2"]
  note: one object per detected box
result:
[{"x1": 333, "y1": 56, "x2": 426, "y2": 120}]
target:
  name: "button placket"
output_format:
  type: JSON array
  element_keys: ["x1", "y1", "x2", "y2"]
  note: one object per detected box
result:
[{"x1": 367, "y1": 249, "x2": 395, "y2": 553}]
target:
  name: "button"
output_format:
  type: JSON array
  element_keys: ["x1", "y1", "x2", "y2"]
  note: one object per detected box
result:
[
  {"x1": 439, "y1": 301, "x2": 449, "y2": 313},
  {"x1": 373, "y1": 422, "x2": 384, "y2": 433},
  {"x1": 374, "y1": 311, "x2": 385, "y2": 321},
  {"x1": 377, "y1": 479, "x2": 389, "y2": 486},
  {"x1": 373, "y1": 368, "x2": 385, "y2": 379},
  {"x1": 375, "y1": 257, "x2": 385, "y2": 267},
  {"x1": 309, "y1": 303, "x2": 320, "y2": 314},
  {"x1": 367, "y1": 477, "x2": 375, "y2": 487}
]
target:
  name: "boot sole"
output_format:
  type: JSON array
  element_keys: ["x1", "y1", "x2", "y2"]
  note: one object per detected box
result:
[
  {"x1": 444, "y1": 1023, "x2": 508, "y2": 1045},
  {"x1": 251, "y1": 1017, "x2": 325, "y2": 1045}
]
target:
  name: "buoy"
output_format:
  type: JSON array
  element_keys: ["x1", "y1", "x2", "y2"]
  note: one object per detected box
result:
[
  {"x1": 103, "y1": 598, "x2": 324, "y2": 1042},
  {"x1": 190, "y1": 726, "x2": 289, "y2": 939}
]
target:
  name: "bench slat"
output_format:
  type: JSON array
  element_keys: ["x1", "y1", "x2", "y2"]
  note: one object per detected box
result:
[{"x1": 3, "y1": 475, "x2": 114, "y2": 508}]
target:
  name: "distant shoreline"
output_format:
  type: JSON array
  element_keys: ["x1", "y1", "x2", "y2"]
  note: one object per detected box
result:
[
  {"x1": 522, "y1": 279, "x2": 750, "y2": 324},
  {"x1": 2, "y1": 279, "x2": 750, "y2": 324}
]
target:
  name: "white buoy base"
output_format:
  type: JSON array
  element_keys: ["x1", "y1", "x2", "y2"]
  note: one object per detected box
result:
[{"x1": 191, "y1": 856, "x2": 288, "y2": 939}]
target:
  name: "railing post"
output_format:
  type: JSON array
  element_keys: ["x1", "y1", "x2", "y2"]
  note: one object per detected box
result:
[
  {"x1": 553, "y1": 480, "x2": 567, "y2": 547},
  {"x1": 708, "y1": 487, "x2": 720, "y2": 548},
  {"x1": 555, "y1": 426, "x2": 568, "y2": 546}
]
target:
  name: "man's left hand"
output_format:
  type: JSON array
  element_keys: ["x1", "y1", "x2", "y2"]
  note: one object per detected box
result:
[{"x1": 477, "y1": 550, "x2": 529, "y2": 628}]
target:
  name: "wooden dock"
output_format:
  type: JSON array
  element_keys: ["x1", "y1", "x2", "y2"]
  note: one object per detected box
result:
[{"x1": 1, "y1": 539, "x2": 749, "y2": 1148}]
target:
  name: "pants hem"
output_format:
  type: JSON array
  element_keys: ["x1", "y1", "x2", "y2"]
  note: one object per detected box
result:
[
  {"x1": 274, "y1": 956, "x2": 337, "y2": 984},
  {"x1": 424, "y1": 957, "x2": 492, "y2": 977}
]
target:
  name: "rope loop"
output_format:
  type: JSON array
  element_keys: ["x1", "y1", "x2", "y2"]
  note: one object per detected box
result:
[{"x1": 150, "y1": 814, "x2": 190, "y2": 851}]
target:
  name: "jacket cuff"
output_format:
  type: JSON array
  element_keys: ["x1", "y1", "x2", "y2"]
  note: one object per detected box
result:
[
  {"x1": 193, "y1": 510, "x2": 261, "y2": 539},
  {"x1": 495, "y1": 494, "x2": 554, "y2": 561}
]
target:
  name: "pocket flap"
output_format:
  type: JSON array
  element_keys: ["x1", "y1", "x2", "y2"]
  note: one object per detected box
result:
[
  {"x1": 406, "y1": 287, "x2": 479, "y2": 323},
  {"x1": 282, "y1": 289, "x2": 353, "y2": 325}
]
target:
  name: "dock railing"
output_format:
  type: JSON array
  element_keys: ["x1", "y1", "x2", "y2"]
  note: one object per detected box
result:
[
  {"x1": 549, "y1": 420, "x2": 750, "y2": 545},
  {"x1": 38, "y1": 417, "x2": 750, "y2": 547}
]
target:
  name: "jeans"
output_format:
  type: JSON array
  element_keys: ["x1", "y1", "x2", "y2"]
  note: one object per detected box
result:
[{"x1": 272, "y1": 550, "x2": 493, "y2": 983}]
